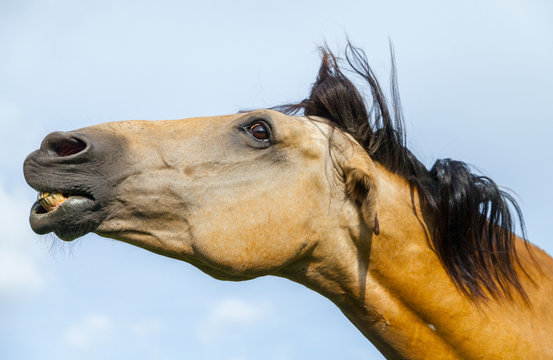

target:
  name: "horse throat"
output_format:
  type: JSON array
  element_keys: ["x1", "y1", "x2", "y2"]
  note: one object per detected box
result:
[{"x1": 280, "y1": 165, "x2": 463, "y2": 359}]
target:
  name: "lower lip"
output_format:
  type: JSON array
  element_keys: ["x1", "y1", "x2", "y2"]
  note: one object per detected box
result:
[{"x1": 29, "y1": 196, "x2": 95, "y2": 236}]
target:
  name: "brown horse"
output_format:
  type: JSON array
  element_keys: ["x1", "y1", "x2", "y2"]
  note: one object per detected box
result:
[{"x1": 24, "y1": 45, "x2": 553, "y2": 359}]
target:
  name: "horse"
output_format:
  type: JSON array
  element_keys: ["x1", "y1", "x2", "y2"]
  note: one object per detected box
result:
[{"x1": 23, "y1": 44, "x2": 553, "y2": 359}]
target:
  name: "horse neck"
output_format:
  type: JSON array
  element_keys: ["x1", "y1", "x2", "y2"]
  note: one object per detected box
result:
[
  {"x1": 281, "y1": 164, "x2": 466, "y2": 359},
  {"x1": 281, "y1": 163, "x2": 553, "y2": 359}
]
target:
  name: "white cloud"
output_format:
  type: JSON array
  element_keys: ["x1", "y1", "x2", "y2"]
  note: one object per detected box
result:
[
  {"x1": 129, "y1": 318, "x2": 163, "y2": 338},
  {"x1": 62, "y1": 314, "x2": 165, "y2": 350},
  {"x1": 0, "y1": 249, "x2": 42, "y2": 295},
  {"x1": 0, "y1": 97, "x2": 53, "y2": 299},
  {"x1": 0, "y1": 179, "x2": 48, "y2": 298},
  {"x1": 63, "y1": 313, "x2": 114, "y2": 348},
  {"x1": 197, "y1": 297, "x2": 275, "y2": 343}
]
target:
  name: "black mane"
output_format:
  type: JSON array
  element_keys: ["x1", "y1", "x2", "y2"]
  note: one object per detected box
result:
[{"x1": 276, "y1": 43, "x2": 530, "y2": 302}]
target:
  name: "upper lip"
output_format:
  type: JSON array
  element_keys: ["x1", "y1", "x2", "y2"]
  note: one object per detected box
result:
[{"x1": 24, "y1": 150, "x2": 97, "y2": 201}]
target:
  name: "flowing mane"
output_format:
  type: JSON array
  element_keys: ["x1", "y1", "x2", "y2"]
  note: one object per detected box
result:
[{"x1": 275, "y1": 43, "x2": 530, "y2": 302}]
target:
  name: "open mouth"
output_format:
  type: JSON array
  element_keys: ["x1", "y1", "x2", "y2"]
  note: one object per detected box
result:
[
  {"x1": 30, "y1": 189, "x2": 97, "y2": 240},
  {"x1": 33, "y1": 191, "x2": 95, "y2": 214},
  {"x1": 36, "y1": 192, "x2": 69, "y2": 213}
]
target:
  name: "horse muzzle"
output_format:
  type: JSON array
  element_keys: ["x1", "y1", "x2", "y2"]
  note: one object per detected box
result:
[{"x1": 23, "y1": 128, "x2": 125, "y2": 240}]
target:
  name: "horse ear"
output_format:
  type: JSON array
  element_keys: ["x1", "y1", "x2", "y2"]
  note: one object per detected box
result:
[{"x1": 344, "y1": 151, "x2": 380, "y2": 235}]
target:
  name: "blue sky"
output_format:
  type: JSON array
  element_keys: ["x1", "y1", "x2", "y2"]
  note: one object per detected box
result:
[{"x1": 1, "y1": 1, "x2": 552, "y2": 359}]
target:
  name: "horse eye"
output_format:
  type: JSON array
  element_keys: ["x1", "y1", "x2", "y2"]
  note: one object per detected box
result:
[{"x1": 247, "y1": 122, "x2": 270, "y2": 140}]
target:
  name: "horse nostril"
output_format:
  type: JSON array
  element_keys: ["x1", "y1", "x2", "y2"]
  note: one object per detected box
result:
[
  {"x1": 42, "y1": 132, "x2": 88, "y2": 158},
  {"x1": 54, "y1": 139, "x2": 87, "y2": 157}
]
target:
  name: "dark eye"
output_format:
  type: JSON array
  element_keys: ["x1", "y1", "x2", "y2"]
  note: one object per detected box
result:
[{"x1": 247, "y1": 122, "x2": 270, "y2": 141}]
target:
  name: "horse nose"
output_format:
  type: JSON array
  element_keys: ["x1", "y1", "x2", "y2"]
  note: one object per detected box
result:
[{"x1": 40, "y1": 131, "x2": 89, "y2": 158}]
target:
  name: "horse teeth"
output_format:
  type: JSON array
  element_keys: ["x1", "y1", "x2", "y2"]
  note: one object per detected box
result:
[
  {"x1": 37, "y1": 192, "x2": 67, "y2": 212},
  {"x1": 51, "y1": 193, "x2": 66, "y2": 202}
]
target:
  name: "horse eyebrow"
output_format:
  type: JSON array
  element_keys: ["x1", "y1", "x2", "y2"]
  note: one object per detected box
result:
[{"x1": 273, "y1": 41, "x2": 534, "y2": 303}]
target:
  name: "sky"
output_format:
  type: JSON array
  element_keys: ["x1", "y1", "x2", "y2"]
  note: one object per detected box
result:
[{"x1": 1, "y1": 1, "x2": 552, "y2": 359}]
